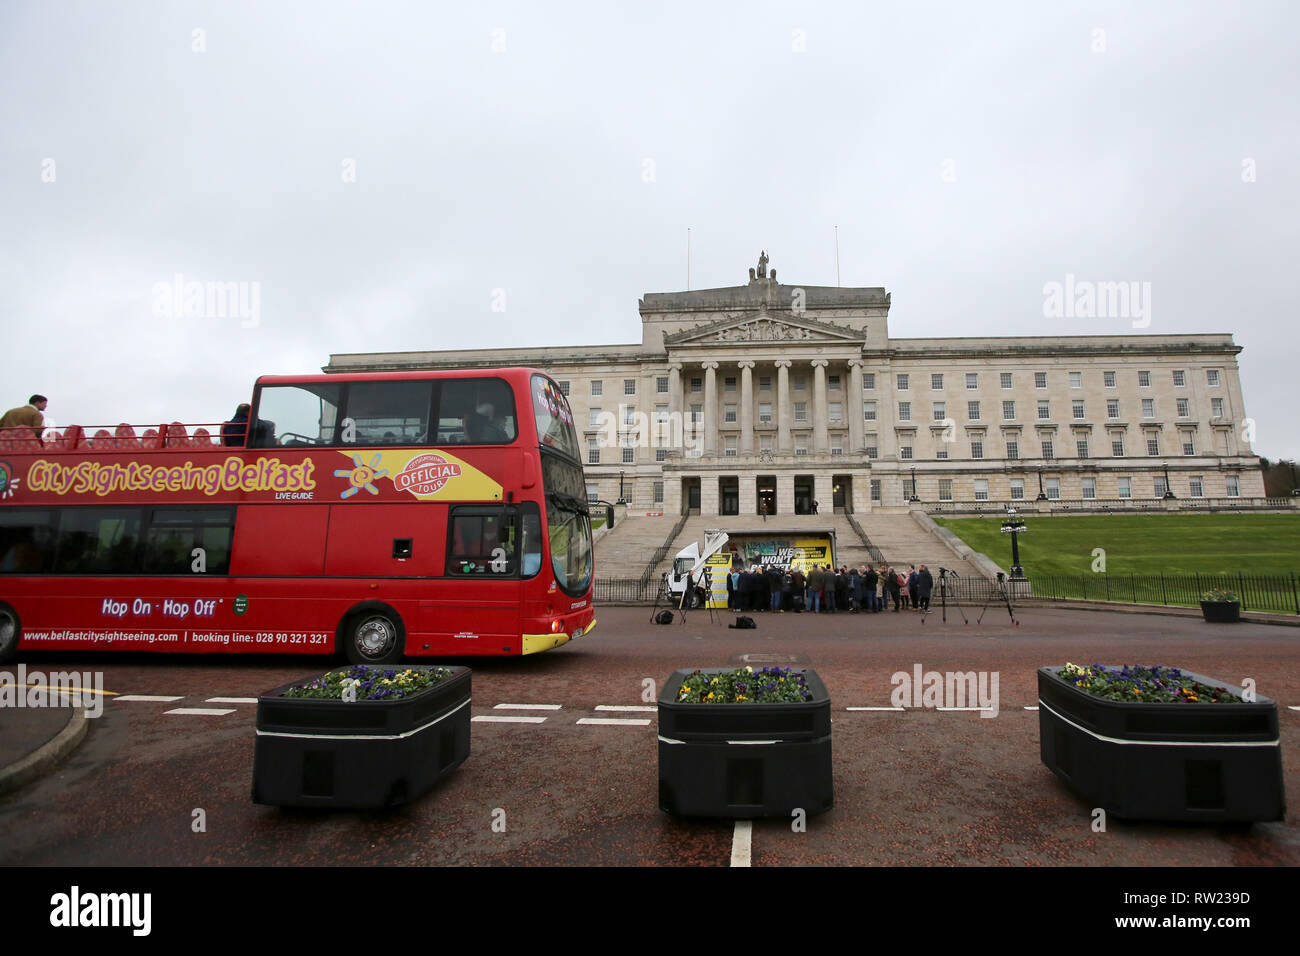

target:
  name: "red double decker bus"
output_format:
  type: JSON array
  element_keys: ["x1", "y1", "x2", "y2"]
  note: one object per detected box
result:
[{"x1": 0, "y1": 368, "x2": 595, "y2": 664}]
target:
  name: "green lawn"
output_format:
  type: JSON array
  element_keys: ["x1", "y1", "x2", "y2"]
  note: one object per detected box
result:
[{"x1": 934, "y1": 513, "x2": 1300, "y2": 577}]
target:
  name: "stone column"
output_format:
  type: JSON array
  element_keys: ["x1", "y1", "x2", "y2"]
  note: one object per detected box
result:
[
  {"x1": 668, "y1": 362, "x2": 683, "y2": 417},
  {"x1": 811, "y1": 359, "x2": 829, "y2": 453},
  {"x1": 667, "y1": 362, "x2": 683, "y2": 456},
  {"x1": 775, "y1": 360, "x2": 792, "y2": 454},
  {"x1": 738, "y1": 360, "x2": 755, "y2": 454},
  {"x1": 815, "y1": 473, "x2": 834, "y2": 514},
  {"x1": 739, "y1": 476, "x2": 757, "y2": 515},
  {"x1": 847, "y1": 359, "x2": 864, "y2": 453},
  {"x1": 776, "y1": 473, "x2": 795, "y2": 516},
  {"x1": 702, "y1": 361, "x2": 719, "y2": 456}
]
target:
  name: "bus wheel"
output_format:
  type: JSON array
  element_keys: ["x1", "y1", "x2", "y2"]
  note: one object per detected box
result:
[
  {"x1": 344, "y1": 609, "x2": 404, "y2": 666},
  {"x1": 0, "y1": 603, "x2": 19, "y2": 664}
]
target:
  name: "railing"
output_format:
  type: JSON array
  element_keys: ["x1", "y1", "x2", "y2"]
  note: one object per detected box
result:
[
  {"x1": 1027, "y1": 572, "x2": 1300, "y2": 615},
  {"x1": 1, "y1": 422, "x2": 234, "y2": 452},
  {"x1": 596, "y1": 577, "x2": 658, "y2": 604},
  {"x1": 638, "y1": 513, "x2": 689, "y2": 590},
  {"x1": 924, "y1": 497, "x2": 1297, "y2": 515},
  {"x1": 843, "y1": 512, "x2": 886, "y2": 563}
]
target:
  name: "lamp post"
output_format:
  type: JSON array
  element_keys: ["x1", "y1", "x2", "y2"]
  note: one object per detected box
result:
[
  {"x1": 1036, "y1": 464, "x2": 1047, "y2": 500},
  {"x1": 909, "y1": 466, "x2": 919, "y2": 502},
  {"x1": 1162, "y1": 463, "x2": 1176, "y2": 499},
  {"x1": 618, "y1": 469, "x2": 626, "y2": 504},
  {"x1": 1000, "y1": 507, "x2": 1027, "y2": 579}
]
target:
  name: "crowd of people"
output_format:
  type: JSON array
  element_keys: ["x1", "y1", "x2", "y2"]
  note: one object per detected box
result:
[{"x1": 725, "y1": 563, "x2": 935, "y2": 613}]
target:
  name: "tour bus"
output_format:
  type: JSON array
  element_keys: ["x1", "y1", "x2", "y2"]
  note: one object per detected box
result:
[{"x1": 0, "y1": 368, "x2": 595, "y2": 664}]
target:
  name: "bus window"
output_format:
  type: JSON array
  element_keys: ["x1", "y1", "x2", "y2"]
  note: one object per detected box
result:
[
  {"x1": 53, "y1": 509, "x2": 142, "y2": 574},
  {"x1": 520, "y1": 503, "x2": 541, "y2": 577},
  {"x1": 343, "y1": 380, "x2": 433, "y2": 445},
  {"x1": 437, "y1": 379, "x2": 517, "y2": 445},
  {"x1": 252, "y1": 383, "x2": 342, "y2": 447},
  {"x1": 142, "y1": 508, "x2": 235, "y2": 574},
  {"x1": 0, "y1": 509, "x2": 56, "y2": 573},
  {"x1": 447, "y1": 506, "x2": 516, "y2": 575}
]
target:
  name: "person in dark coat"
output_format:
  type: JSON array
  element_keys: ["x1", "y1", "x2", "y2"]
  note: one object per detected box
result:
[
  {"x1": 849, "y1": 566, "x2": 862, "y2": 612},
  {"x1": 864, "y1": 566, "x2": 879, "y2": 612},
  {"x1": 806, "y1": 565, "x2": 823, "y2": 612},
  {"x1": 835, "y1": 567, "x2": 849, "y2": 613},
  {"x1": 884, "y1": 565, "x2": 902, "y2": 611},
  {"x1": 222, "y1": 403, "x2": 250, "y2": 446},
  {"x1": 916, "y1": 564, "x2": 934, "y2": 611},
  {"x1": 907, "y1": 565, "x2": 919, "y2": 610},
  {"x1": 727, "y1": 566, "x2": 738, "y2": 610},
  {"x1": 790, "y1": 566, "x2": 805, "y2": 612}
]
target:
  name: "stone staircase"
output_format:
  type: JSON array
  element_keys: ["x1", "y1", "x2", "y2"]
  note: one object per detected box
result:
[
  {"x1": 855, "y1": 512, "x2": 984, "y2": 577},
  {"x1": 593, "y1": 515, "x2": 681, "y2": 578}
]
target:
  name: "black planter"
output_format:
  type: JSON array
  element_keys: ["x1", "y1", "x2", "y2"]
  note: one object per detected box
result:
[
  {"x1": 252, "y1": 665, "x2": 471, "y2": 809},
  {"x1": 657, "y1": 668, "x2": 833, "y2": 818},
  {"x1": 1200, "y1": 601, "x2": 1241, "y2": 623},
  {"x1": 1038, "y1": 666, "x2": 1285, "y2": 823}
]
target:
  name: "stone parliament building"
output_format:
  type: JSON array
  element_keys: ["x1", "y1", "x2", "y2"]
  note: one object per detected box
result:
[{"x1": 326, "y1": 253, "x2": 1263, "y2": 516}]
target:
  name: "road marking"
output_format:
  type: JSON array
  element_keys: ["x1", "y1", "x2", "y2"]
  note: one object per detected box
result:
[
  {"x1": 165, "y1": 707, "x2": 235, "y2": 716},
  {"x1": 595, "y1": 705, "x2": 657, "y2": 712},
  {"x1": 116, "y1": 695, "x2": 184, "y2": 703},
  {"x1": 576, "y1": 717, "x2": 651, "y2": 726},
  {"x1": 206, "y1": 697, "x2": 258, "y2": 704},
  {"x1": 1288, "y1": 706, "x2": 1300, "y2": 711},
  {"x1": 1024, "y1": 706, "x2": 1040, "y2": 711},
  {"x1": 473, "y1": 715, "x2": 547, "y2": 724},
  {"x1": 936, "y1": 707, "x2": 994, "y2": 712},
  {"x1": 731, "y1": 821, "x2": 753, "y2": 867},
  {"x1": 846, "y1": 706, "x2": 904, "y2": 712},
  {"x1": 494, "y1": 703, "x2": 562, "y2": 710}
]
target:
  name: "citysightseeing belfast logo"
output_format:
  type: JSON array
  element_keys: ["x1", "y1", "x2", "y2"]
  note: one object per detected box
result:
[
  {"x1": 394, "y1": 453, "x2": 462, "y2": 496},
  {"x1": 334, "y1": 453, "x2": 389, "y2": 499},
  {"x1": 25, "y1": 457, "x2": 316, "y2": 497},
  {"x1": 0, "y1": 460, "x2": 17, "y2": 499}
]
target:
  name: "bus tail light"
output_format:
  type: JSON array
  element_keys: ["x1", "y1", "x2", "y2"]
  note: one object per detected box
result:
[{"x1": 551, "y1": 619, "x2": 561, "y2": 633}]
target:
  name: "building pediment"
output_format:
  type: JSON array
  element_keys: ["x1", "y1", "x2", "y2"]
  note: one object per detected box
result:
[{"x1": 664, "y1": 311, "x2": 864, "y2": 347}]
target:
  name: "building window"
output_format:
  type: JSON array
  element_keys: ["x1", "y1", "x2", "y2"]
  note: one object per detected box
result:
[
  {"x1": 900, "y1": 445, "x2": 913, "y2": 460},
  {"x1": 759, "y1": 375, "x2": 771, "y2": 391},
  {"x1": 794, "y1": 402, "x2": 808, "y2": 422},
  {"x1": 690, "y1": 404, "x2": 703, "y2": 423},
  {"x1": 760, "y1": 435, "x2": 773, "y2": 453},
  {"x1": 1000, "y1": 372, "x2": 1013, "y2": 389},
  {"x1": 724, "y1": 436, "x2": 737, "y2": 458},
  {"x1": 1147, "y1": 436, "x2": 1160, "y2": 456},
  {"x1": 655, "y1": 448, "x2": 668, "y2": 462},
  {"x1": 624, "y1": 379, "x2": 636, "y2": 395},
  {"x1": 974, "y1": 479, "x2": 989, "y2": 500},
  {"x1": 1207, "y1": 369, "x2": 1220, "y2": 386},
  {"x1": 794, "y1": 376, "x2": 807, "y2": 391},
  {"x1": 971, "y1": 440, "x2": 984, "y2": 459},
  {"x1": 1076, "y1": 438, "x2": 1089, "y2": 458},
  {"x1": 1035, "y1": 372, "x2": 1047, "y2": 388},
  {"x1": 1182, "y1": 432, "x2": 1195, "y2": 455},
  {"x1": 1107, "y1": 399, "x2": 1120, "y2": 419},
  {"x1": 1082, "y1": 477, "x2": 1096, "y2": 499},
  {"x1": 1154, "y1": 476, "x2": 1167, "y2": 498},
  {"x1": 1069, "y1": 372, "x2": 1082, "y2": 389},
  {"x1": 1042, "y1": 439, "x2": 1054, "y2": 459},
  {"x1": 1072, "y1": 400, "x2": 1085, "y2": 420},
  {"x1": 724, "y1": 404, "x2": 737, "y2": 423},
  {"x1": 758, "y1": 402, "x2": 772, "y2": 423},
  {"x1": 1006, "y1": 440, "x2": 1019, "y2": 460},
  {"x1": 931, "y1": 373, "x2": 944, "y2": 390},
  {"x1": 1226, "y1": 475, "x2": 1239, "y2": 497},
  {"x1": 897, "y1": 374, "x2": 909, "y2": 390},
  {"x1": 829, "y1": 402, "x2": 843, "y2": 422},
  {"x1": 865, "y1": 435, "x2": 878, "y2": 459},
  {"x1": 831, "y1": 442, "x2": 844, "y2": 456},
  {"x1": 1111, "y1": 434, "x2": 1124, "y2": 457},
  {"x1": 587, "y1": 438, "x2": 600, "y2": 465},
  {"x1": 829, "y1": 374, "x2": 841, "y2": 390},
  {"x1": 1118, "y1": 477, "x2": 1131, "y2": 498},
  {"x1": 1142, "y1": 399, "x2": 1155, "y2": 418},
  {"x1": 863, "y1": 373, "x2": 875, "y2": 389},
  {"x1": 863, "y1": 401, "x2": 877, "y2": 421},
  {"x1": 939, "y1": 479, "x2": 953, "y2": 501},
  {"x1": 1211, "y1": 397, "x2": 1224, "y2": 418},
  {"x1": 586, "y1": 483, "x2": 599, "y2": 503},
  {"x1": 1037, "y1": 400, "x2": 1050, "y2": 420},
  {"x1": 1002, "y1": 401, "x2": 1015, "y2": 420},
  {"x1": 967, "y1": 401, "x2": 980, "y2": 421},
  {"x1": 622, "y1": 406, "x2": 637, "y2": 426},
  {"x1": 656, "y1": 376, "x2": 668, "y2": 393},
  {"x1": 690, "y1": 377, "x2": 702, "y2": 393},
  {"x1": 622, "y1": 447, "x2": 634, "y2": 464},
  {"x1": 653, "y1": 481, "x2": 664, "y2": 504},
  {"x1": 898, "y1": 402, "x2": 911, "y2": 422},
  {"x1": 1046, "y1": 478, "x2": 1060, "y2": 500},
  {"x1": 795, "y1": 443, "x2": 809, "y2": 457},
  {"x1": 871, "y1": 479, "x2": 881, "y2": 502},
  {"x1": 933, "y1": 401, "x2": 946, "y2": 421},
  {"x1": 1189, "y1": 475, "x2": 1203, "y2": 497},
  {"x1": 966, "y1": 373, "x2": 979, "y2": 390},
  {"x1": 935, "y1": 449, "x2": 948, "y2": 460},
  {"x1": 654, "y1": 405, "x2": 669, "y2": 425},
  {"x1": 1138, "y1": 370, "x2": 1151, "y2": 387},
  {"x1": 588, "y1": 407, "x2": 602, "y2": 428},
  {"x1": 558, "y1": 380, "x2": 570, "y2": 396},
  {"x1": 1104, "y1": 371, "x2": 1116, "y2": 388},
  {"x1": 1173, "y1": 370, "x2": 1185, "y2": 387},
  {"x1": 1176, "y1": 398, "x2": 1189, "y2": 418},
  {"x1": 724, "y1": 376, "x2": 736, "y2": 392},
  {"x1": 1010, "y1": 478, "x2": 1025, "y2": 500},
  {"x1": 591, "y1": 380, "x2": 603, "y2": 396}
]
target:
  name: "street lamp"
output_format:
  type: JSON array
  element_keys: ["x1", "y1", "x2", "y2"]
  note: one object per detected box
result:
[
  {"x1": 617, "y1": 469, "x2": 626, "y2": 504},
  {"x1": 1162, "y1": 462, "x2": 1176, "y2": 499},
  {"x1": 909, "y1": 465, "x2": 920, "y2": 502},
  {"x1": 1036, "y1": 464, "x2": 1047, "y2": 500},
  {"x1": 1000, "y1": 507, "x2": 1027, "y2": 579}
]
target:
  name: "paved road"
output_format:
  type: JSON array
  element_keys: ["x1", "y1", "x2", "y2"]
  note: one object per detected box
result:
[{"x1": 1, "y1": 605, "x2": 1296, "y2": 866}]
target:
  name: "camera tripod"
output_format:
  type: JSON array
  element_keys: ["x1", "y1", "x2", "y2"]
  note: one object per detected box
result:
[
  {"x1": 920, "y1": 568, "x2": 967, "y2": 625},
  {"x1": 976, "y1": 572, "x2": 1018, "y2": 626}
]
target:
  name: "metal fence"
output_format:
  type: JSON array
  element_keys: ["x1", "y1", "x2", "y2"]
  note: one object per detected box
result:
[
  {"x1": 843, "y1": 512, "x2": 886, "y2": 563},
  {"x1": 925, "y1": 496, "x2": 1298, "y2": 516}
]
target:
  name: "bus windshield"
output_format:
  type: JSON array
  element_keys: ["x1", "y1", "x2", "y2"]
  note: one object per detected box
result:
[{"x1": 531, "y1": 375, "x2": 581, "y2": 460}]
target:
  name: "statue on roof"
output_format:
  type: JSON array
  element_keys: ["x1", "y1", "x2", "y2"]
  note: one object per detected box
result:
[{"x1": 757, "y1": 250, "x2": 769, "y2": 279}]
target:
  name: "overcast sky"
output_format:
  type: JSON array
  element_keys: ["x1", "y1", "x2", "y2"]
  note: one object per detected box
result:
[{"x1": 2, "y1": 0, "x2": 1296, "y2": 458}]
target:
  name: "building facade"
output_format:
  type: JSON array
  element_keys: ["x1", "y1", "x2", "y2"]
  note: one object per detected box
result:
[{"x1": 325, "y1": 254, "x2": 1263, "y2": 515}]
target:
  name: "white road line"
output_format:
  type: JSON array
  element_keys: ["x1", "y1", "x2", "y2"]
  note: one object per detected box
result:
[
  {"x1": 845, "y1": 706, "x2": 904, "y2": 712},
  {"x1": 731, "y1": 820, "x2": 753, "y2": 868},
  {"x1": 595, "y1": 705, "x2": 657, "y2": 712},
  {"x1": 115, "y1": 695, "x2": 184, "y2": 703},
  {"x1": 473, "y1": 715, "x2": 547, "y2": 724},
  {"x1": 206, "y1": 697, "x2": 258, "y2": 704},
  {"x1": 576, "y1": 717, "x2": 651, "y2": 726},
  {"x1": 1024, "y1": 706, "x2": 1040, "y2": 711},
  {"x1": 164, "y1": 707, "x2": 236, "y2": 716},
  {"x1": 936, "y1": 707, "x2": 994, "y2": 712},
  {"x1": 1288, "y1": 706, "x2": 1300, "y2": 711},
  {"x1": 493, "y1": 703, "x2": 562, "y2": 710}
]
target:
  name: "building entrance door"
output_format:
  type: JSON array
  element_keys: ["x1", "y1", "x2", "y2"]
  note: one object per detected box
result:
[
  {"x1": 720, "y1": 477, "x2": 739, "y2": 516},
  {"x1": 794, "y1": 477, "x2": 813, "y2": 514},
  {"x1": 756, "y1": 475, "x2": 776, "y2": 516},
  {"x1": 683, "y1": 477, "x2": 700, "y2": 514},
  {"x1": 833, "y1": 475, "x2": 851, "y2": 513}
]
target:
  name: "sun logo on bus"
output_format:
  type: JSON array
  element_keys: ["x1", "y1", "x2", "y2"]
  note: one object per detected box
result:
[
  {"x1": 334, "y1": 453, "x2": 388, "y2": 499},
  {"x1": 0, "y1": 461, "x2": 17, "y2": 499}
]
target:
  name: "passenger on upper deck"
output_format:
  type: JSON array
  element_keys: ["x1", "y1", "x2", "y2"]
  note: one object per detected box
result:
[
  {"x1": 1, "y1": 394, "x2": 48, "y2": 439},
  {"x1": 465, "y1": 402, "x2": 509, "y2": 443},
  {"x1": 222, "y1": 403, "x2": 250, "y2": 446}
]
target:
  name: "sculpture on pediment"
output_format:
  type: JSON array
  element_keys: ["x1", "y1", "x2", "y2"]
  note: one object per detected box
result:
[
  {"x1": 757, "y1": 250, "x2": 769, "y2": 279},
  {"x1": 712, "y1": 319, "x2": 816, "y2": 342}
]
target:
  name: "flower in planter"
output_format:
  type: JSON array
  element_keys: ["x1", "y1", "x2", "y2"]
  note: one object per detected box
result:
[
  {"x1": 1058, "y1": 662, "x2": 1241, "y2": 704},
  {"x1": 677, "y1": 666, "x2": 812, "y2": 704},
  {"x1": 1201, "y1": 589, "x2": 1239, "y2": 602},
  {"x1": 282, "y1": 665, "x2": 453, "y2": 701}
]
